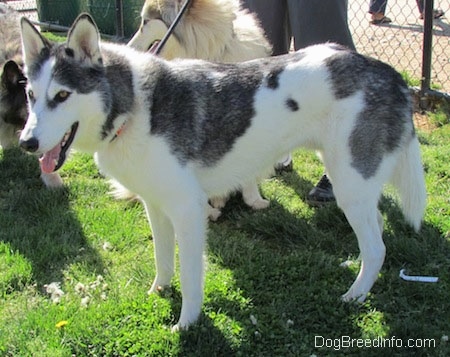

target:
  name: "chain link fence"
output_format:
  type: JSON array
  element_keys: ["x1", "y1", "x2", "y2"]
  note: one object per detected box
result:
[
  {"x1": 349, "y1": 0, "x2": 450, "y2": 105},
  {"x1": 2, "y1": 0, "x2": 450, "y2": 98}
]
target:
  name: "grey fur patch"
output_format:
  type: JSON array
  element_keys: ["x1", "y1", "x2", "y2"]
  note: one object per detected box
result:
[
  {"x1": 266, "y1": 67, "x2": 284, "y2": 89},
  {"x1": 49, "y1": 45, "x2": 134, "y2": 139},
  {"x1": 147, "y1": 52, "x2": 310, "y2": 166},
  {"x1": 264, "y1": 51, "x2": 308, "y2": 90},
  {"x1": 149, "y1": 61, "x2": 264, "y2": 166},
  {"x1": 325, "y1": 50, "x2": 414, "y2": 179},
  {"x1": 286, "y1": 98, "x2": 299, "y2": 112}
]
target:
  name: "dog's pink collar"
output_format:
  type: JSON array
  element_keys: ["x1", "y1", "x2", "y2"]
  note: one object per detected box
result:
[{"x1": 110, "y1": 121, "x2": 127, "y2": 142}]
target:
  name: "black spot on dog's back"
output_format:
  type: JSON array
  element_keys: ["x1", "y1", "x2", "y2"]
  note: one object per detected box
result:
[{"x1": 286, "y1": 98, "x2": 299, "y2": 112}]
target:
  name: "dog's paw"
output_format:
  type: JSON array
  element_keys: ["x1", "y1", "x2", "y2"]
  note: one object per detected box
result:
[
  {"x1": 208, "y1": 206, "x2": 222, "y2": 221},
  {"x1": 250, "y1": 198, "x2": 270, "y2": 210},
  {"x1": 341, "y1": 289, "x2": 367, "y2": 303},
  {"x1": 171, "y1": 322, "x2": 188, "y2": 333},
  {"x1": 172, "y1": 311, "x2": 200, "y2": 332},
  {"x1": 41, "y1": 172, "x2": 63, "y2": 188},
  {"x1": 209, "y1": 196, "x2": 227, "y2": 209},
  {"x1": 148, "y1": 283, "x2": 171, "y2": 296}
]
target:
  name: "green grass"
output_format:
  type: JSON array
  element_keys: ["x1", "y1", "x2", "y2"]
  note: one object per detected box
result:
[{"x1": 0, "y1": 120, "x2": 449, "y2": 356}]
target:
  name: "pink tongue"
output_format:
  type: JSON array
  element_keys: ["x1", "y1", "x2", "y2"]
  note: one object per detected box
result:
[{"x1": 39, "y1": 144, "x2": 61, "y2": 174}]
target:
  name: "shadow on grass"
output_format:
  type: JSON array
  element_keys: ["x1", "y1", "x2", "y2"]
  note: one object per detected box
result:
[
  {"x1": 0, "y1": 148, "x2": 104, "y2": 291},
  {"x1": 179, "y1": 317, "x2": 236, "y2": 356},
  {"x1": 203, "y1": 168, "x2": 450, "y2": 356},
  {"x1": 148, "y1": 286, "x2": 236, "y2": 356}
]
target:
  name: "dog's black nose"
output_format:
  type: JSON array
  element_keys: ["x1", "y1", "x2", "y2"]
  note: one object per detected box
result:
[{"x1": 19, "y1": 137, "x2": 39, "y2": 153}]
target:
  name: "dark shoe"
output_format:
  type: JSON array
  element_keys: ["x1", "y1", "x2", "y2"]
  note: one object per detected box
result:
[
  {"x1": 370, "y1": 16, "x2": 392, "y2": 25},
  {"x1": 307, "y1": 174, "x2": 335, "y2": 206},
  {"x1": 434, "y1": 9, "x2": 445, "y2": 18},
  {"x1": 420, "y1": 9, "x2": 444, "y2": 19}
]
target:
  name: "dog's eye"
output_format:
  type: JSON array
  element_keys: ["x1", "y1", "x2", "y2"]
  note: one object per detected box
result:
[{"x1": 54, "y1": 90, "x2": 71, "y2": 103}]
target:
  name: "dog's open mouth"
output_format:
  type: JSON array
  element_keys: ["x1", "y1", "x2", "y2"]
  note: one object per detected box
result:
[{"x1": 39, "y1": 122, "x2": 79, "y2": 173}]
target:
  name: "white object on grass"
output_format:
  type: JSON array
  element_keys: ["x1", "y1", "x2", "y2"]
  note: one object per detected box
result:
[{"x1": 399, "y1": 269, "x2": 438, "y2": 283}]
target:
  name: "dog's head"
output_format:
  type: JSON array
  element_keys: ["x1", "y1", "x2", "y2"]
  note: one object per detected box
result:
[
  {"x1": 128, "y1": 0, "x2": 247, "y2": 61},
  {"x1": 128, "y1": 0, "x2": 186, "y2": 57},
  {"x1": 19, "y1": 14, "x2": 107, "y2": 173},
  {"x1": 0, "y1": 60, "x2": 27, "y2": 130}
]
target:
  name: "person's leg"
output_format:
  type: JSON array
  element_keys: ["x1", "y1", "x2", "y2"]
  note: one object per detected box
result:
[
  {"x1": 368, "y1": 0, "x2": 391, "y2": 23},
  {"x1": 287, "y1": 0, "x2": 357, "y2": 204},
  {"x1": 369, "y1": 0, "x2": 387, "y2": 14},
  {"x1": 241, "y1": 0, "x2": 290, "y2": 55},
  {"x1": 288, "y1": 0, "x2": 355, "y2": 50},
  {"x1": 416, "y1": 0, "x2": 424, "y2": 14},
  {"x1": 416, "y1": 0, "x2": 445, "y2": 20}
]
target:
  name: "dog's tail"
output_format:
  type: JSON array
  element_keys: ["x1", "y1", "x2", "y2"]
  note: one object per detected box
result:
[
  {"x1": 391, "y1": 135, "x2": 427, "y2": 232},
  {"x1": 109, "y1": 179, "x2": 140, "y2": 201}
]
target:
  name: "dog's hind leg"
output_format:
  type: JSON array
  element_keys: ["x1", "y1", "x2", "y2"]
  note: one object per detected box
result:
[
  {"x1": 242, "y1": 182, "x2": 270, "y2": 210},
  {"x1": 340, "y1": 200, "x2": 386, "y2": 302},
  {"x1": 207, "y1": 203, "x2": 222, "y2": 221},
  {"x1": 322, "y1": 145, "x2": 386, "y2": 302},
  {"x1": 145, "y1": 203, "x2": 176, "y2": 294}
]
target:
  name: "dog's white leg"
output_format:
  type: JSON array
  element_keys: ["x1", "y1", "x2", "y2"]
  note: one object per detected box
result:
[
  {"x1": 241, "y1": 182, "x2": 269, "y2": 210},
  {"x1": 209, "y1": 196, "x2": 227, "y2": 210},
  {"x1": 207, "y1": 203, "x2": 222, "y2": 221},
  {"x1": 322, "y1": 150, "x2": 386, "y2": 302},
  {"x1": 170, "y1": 197, "x2": 208, "y2": 331},
  {"x1": 341, "y1": 203, "x2": 386, "y2": 302},
  {"x1": 377, "y1": 210, "x2": 384, "y2": 234},
  {"x1": 41, "y1": 172, "x2": 63, "y2": 188},
  {"x1": 144, "y1": 203, "x2": 176, "y2": 294},
  {"x1": 208, "y1": 196, "x2": 227, "y2": 221}
]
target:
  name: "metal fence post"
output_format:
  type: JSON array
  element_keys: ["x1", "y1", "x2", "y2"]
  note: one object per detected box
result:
[
  {"x1": 115, "y1": 0, "x2": 124, "y2": 38},
  {"x1": 420, "y1": 0, "x2": 434, "y2": 109}
]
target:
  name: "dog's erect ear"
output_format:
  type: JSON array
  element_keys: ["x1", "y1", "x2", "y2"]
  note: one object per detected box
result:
[
  {"x1": 1, "y1": 60, "x2": 26, "y2": 90},
  {"x1": 66, "y1": 13, "x2": 102, "y2": 66},
  {"x1": 20, "y1": 17, "x2": 50, "y2": 70}
]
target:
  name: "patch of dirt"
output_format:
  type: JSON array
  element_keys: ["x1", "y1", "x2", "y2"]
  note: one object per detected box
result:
[{"x1": 414, "y1": 112, "x2": 436, "y2": 132}]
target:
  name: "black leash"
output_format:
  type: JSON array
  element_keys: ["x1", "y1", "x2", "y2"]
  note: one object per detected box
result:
[{"x1": 149, "y1": 0, "x2": 193, "y2": 55}]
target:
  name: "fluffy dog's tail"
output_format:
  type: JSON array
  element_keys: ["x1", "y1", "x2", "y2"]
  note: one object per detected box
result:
[
  {"x1": 391, "y1": 136, "x2": 427, "y2": 232},
  {"x1": 109, "y1": 179, "x2": 139, "y2": 201}
]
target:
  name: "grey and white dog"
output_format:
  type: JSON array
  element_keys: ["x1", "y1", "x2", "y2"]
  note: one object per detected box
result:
[
  {"x1": 123, "y1": 0, "x2": 273, "y2": 218},
  {"x1": 19, "y1": 14, "x2": 426, "y2": 331}
]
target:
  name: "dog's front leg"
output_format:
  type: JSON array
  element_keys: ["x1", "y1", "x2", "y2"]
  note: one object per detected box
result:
[
  {"x1": 41, "y1": 172, "x2": 63, "y2": 188},
  {"x1": 144, "y1": 203, "x2": 175, "y2": 293},
  {"x1": 170, "y1": 198, "x2": 208, "y2": 331}
]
